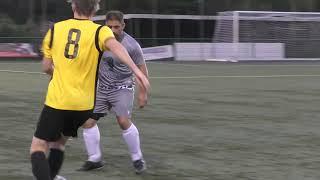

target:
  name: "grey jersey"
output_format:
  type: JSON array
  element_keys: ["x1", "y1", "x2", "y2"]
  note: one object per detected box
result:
[{"x1": 98, "y1": 32, "x2": 145, "y2": 87}]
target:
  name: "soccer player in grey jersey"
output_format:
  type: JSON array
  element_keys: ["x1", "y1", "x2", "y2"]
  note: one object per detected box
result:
[{"x1": 79, "y1": 11, "x2": 149, "y2": 174}]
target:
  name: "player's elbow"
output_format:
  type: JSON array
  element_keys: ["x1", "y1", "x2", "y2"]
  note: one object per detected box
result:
[
  {"x1": 42, "y1": 64, "x2": 48, "y2": 72},
  {"x1": 42, "y1": 67, "x2": 51, "y2": 74},
  {"x1": 42, "y1": 64, "x2": 51, "y2": 73},
  {"x1": 42, "y1": 59, "x2": 53, "y2": 75}
]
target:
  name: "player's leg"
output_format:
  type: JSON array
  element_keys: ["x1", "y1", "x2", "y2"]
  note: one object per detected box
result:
[
  {"x1": 113, "y1": 88, "x2": 146, "y2": 174},
  {"x1": 82, "y1": 118, "x2": 101, "y2": 162},
  {"x1": 30, "y1": 105, "x2": 64, "y2": 180},
  {"x1": 53, "y1": 109, "x2": 97, "y2": 177},
  {"x1": 30, "y1": 137, "x2": 51, "y2": 180},
  {"x1": 48, "y1": 136, "x2": 68, "y2": 179},
  {"x1": 78, "y1": 96, "x2": 107, "y2": 171},
  {"x1": 117, "y1": 116, "x2": 146, "y2": 174},
  {"x1": 79, "y1": 117, "x2": 105, "y2": 171}
]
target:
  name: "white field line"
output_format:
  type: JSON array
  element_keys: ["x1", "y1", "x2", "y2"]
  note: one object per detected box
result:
[
  {"x1": 147, "y1": 61, "x2": 204, "y2": 67},
  {"x1": 0, "y1": 62, "x2": 41, "y2": 65},
  {"x1": 150, "y1": 74, "x2": 320, "y2": 79},
  {"x1": 0, "y1": 70, "x2": 45, "y2": 74},
  {"x1": 146, "y1": 61, "x2": 320, "y2": 68},
  {"x1": 1, "y1": 69, "x2": 320, "y2": 79},
  {"x1": 3, "y1": 61, "x2": 320, "y2": 68},
  {"x1": 0, "y1": 61, "x2": 203, "y2": 67}
]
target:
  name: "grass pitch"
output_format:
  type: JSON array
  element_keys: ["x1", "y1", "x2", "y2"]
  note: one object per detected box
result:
[{"x1": 1, "y1": 60, "x2": 320, "y2": 180}]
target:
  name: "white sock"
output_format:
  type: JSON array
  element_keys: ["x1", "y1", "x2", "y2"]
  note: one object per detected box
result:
[
  {"x1": 122, "y1": 123, "x2": 143, "y2": 161},
  {"x1": 83, "y1": 124, "x2": 102, "y2": 162}
]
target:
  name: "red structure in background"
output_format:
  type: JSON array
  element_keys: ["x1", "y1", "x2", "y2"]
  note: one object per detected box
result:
[{"x1": 0, "y1": 43, "x2": 38, "y2": 58}]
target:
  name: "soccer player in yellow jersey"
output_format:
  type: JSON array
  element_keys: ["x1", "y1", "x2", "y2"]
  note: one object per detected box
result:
[{"x1": 29, "y1": 0, "x2": 150, "y2": 179}]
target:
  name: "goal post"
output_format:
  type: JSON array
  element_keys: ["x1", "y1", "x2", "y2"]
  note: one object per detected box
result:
[
  {"x1": 211, "y1": 11, "x2": 320, "y2": 61},
  {"x1": 92, "y1": 12, "x2": 320, "y2": 61}
]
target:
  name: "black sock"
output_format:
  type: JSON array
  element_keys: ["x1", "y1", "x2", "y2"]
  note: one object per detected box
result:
[
  {"x1": 31, "y1": 151, "x2": 51, "y2": 180},
  {"x1": 48, "y1": 148, "x2": 64, "y2": 179}
]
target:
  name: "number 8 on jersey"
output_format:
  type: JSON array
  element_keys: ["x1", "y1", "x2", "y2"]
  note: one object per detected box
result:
[{"x1": 64, "y1": 28, "x2": 81, "y2": 59}]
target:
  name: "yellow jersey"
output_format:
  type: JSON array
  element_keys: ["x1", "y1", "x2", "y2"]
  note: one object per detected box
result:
[{"x1": 42, "y1": 19, "x2": 114, "y2": 110}]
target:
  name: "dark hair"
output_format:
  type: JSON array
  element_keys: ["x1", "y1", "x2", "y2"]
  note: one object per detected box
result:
[
  {"x1": 72, "y1": 0, "x2": 100, "y2": 17},
  {"x1": 106, "y1": 10, "x2": 124, "y2": 22}
]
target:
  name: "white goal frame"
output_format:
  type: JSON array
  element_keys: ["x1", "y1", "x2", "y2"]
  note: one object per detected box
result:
[{"x1": 211, "y1": 11, "x2": 320, "y2": 61}]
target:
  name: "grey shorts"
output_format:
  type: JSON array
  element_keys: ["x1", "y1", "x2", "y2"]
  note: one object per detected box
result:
[{"x1": 93, "y1": 87, "x2": 134, "y2": 120}]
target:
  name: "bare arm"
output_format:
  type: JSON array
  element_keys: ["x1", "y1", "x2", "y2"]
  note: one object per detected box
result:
[
  {"x1": 105, "y1": 38, "x2": 139, "y2": 73},
  {"x1": 105, "y1": 38, "x2": 150, "y2": 91},
  {"x1": 42, "y1": 57, "x2": 54, "y2": 76},
  {"x1": 138, "y1": 64, "x2": 149, "y2": 78},
  {"x1": 136, "y1": 64, "x2": 149, "y2": 108}
]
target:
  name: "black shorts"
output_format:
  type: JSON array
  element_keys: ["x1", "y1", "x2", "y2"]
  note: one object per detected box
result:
[
  {"x1": 34, "y1": 105, "x2": 93, "y2": 141},
  {"x1": 90, "y1": 113, "x2": 105, "y2": 121}
]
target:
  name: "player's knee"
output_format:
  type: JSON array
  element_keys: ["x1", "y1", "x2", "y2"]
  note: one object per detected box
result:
[
  {"x1": 30, "y1": 136, "x2": 48, "y2": 154},
  {"x1": 82, "y1": 118, "x2": 97, "y2": 129},
  {"x1": 49, "y1": 142, "x2": 65, "y2": 151},
  {"x1": 48, "y1": 136, "x2": 68, "y2": 150},
  {"x1": 117, "y1": 117, "x2": 131, "y2": 130}
]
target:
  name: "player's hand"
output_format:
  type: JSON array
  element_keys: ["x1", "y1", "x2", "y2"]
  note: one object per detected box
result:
[{"x1": 138, "y1": 92, "x2": 148, "y2": 108}]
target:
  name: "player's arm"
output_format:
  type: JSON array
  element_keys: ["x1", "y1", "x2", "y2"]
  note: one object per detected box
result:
[
  {"x1": 42, "y1": 58, "x2": 54, "y2": 76},
  {"x1": 41, "y1": 28, "x2": 54, "y2": 76},
  {"x1": 130, "y1": 42, "x2": 149, "y2": 108},
  {"x1": 136, "y1": 63, "x2": 149, "y2": 108},
  {"x1": 105, "y1": 38, "x2": 150, "y2": 92}
]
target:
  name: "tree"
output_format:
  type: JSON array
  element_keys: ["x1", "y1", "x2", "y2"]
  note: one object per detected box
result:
[
  {"x1": 290, "y1": 0, "x2": 317, "y2": 11},
  {"x1": 27, "y1": 0, "x2": 34, "y2": 24}
]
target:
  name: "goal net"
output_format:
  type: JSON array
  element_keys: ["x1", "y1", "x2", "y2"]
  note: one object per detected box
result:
[{"x1": 212, "y1": 11, "x2": 320, "y2": 61}]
